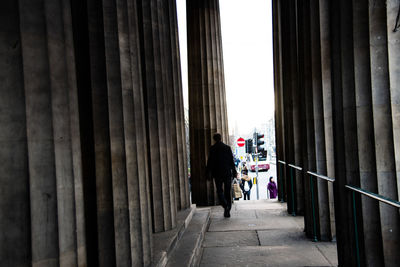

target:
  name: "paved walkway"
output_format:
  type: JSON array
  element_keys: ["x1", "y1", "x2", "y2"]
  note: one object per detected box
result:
[{"x1": 199, "y1": 200, "x2": 338, "y2": 267}]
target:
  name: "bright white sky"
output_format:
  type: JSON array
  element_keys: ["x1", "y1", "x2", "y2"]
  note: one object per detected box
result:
[{"x1": 176, "y1": 0, "x2": 274, "y2": 136}]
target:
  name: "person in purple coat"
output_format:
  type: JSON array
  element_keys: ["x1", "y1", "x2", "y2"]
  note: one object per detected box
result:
[{"x1": 267, "y1": 177, "x2": 278, "y2": 199}]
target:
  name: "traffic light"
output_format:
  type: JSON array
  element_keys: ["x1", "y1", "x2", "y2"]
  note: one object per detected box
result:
[
  {"x1": 254, "y1": 132, "x2": 265, "y2": 153},
  {"x1": 245, "y1": 139, "x2": 253, "y2": 153}
]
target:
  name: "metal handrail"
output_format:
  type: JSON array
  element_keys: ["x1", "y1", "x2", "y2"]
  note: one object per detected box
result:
[
  {"x1": 277, "y1": 158, "x2": 399, "y2": 264},
  {"x1": 343, "y1": 184, "x2": 400, "y2": 267},
  {"x1": 345, "y1": 185, "x2": 400, "y2": 208},
  {"x1": 307, "y1": 171, "x2": 335, "y2": 183},
  {"x1": 288, "y1": 164, "x2": 303, "y2": 171}
]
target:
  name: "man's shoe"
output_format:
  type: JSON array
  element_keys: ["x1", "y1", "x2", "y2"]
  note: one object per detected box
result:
[{"x1": 224, "y1": 207, "x2": 231, "y2": 218}]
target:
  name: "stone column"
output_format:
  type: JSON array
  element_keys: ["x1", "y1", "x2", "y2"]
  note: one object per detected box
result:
[
  {"x1": 0, "y1": 1, "x2": 30, "y2": 266},
  {"x1": 319, "y1": 0, "x2": 336, "y2": 240},
  {"x1": 45, "y1": 0, "x2": 79, "y2": 265},
  {"x1": 309, "y1": 0, "x2": 332, "y2": 241},
  {"x1": 102, "y1": 0, "x2": 132, "y2": 265},
  {"x1": 138, "y1": 0, "x2": 179, "y2": 231},
  {"x1": 368, "y1": 1, "x2": 400, "y2": 265},
  {"x1": 387, "y1": 0, "x2": 400, "y2": 201},
  {"x1": 70, "y1": 0, "x2": 101, "y2": 265},
  {"x1": 352, "y1": 0, "x2": 385, "y2": 265},
  {"x1": 168, "y1": 0, "x2": 190, "y2": 210},
  {"x1": 280, "y1": 0, "x2": 299, "y2": 215},
  {"x1": 118, "y1": 0, "x2": 153, "y2": 264},
  {"x1": 331, "y1": 0, "x2": 366, "y2": 265},
  {"x1": 86, "y1": 0, "x2": 117, "y2": 265},
  {"x1": 18, "y1": 0, "x2": 83, "y2": 265},
  {"x1": 19, "y1": 1, "x2": 60, "y2": 264},
  {"x1": 187, "y1": 0, "x2": 230, "y2": 206},
  {"x1": 64, "y1": 0, "x2": 88, "y2": 264},
  {"x1": 297, "y1": 0, "x2": 315, "y2": 236},
  {"x1": 272, "y1": 0, "x2": 287, "y2": 202}
]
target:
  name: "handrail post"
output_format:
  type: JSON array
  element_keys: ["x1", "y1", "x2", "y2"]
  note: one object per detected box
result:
[
  {"x1": 310, "y1": 174, "x2": 318, "y2": 242},
  {"x1": 351, "y1": 191, "x2": 361, "y2": 267},
  {"x1": 290, "y1": 167, "x2": 296, "y2": 216}
]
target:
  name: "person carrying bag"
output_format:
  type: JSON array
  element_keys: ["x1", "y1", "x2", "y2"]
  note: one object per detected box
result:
[{"x1": 232, "y1": 178, "x2": 242, "y2": 199}]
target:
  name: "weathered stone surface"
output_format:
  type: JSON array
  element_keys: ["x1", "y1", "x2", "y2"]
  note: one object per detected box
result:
[
  {"x1": 200, "y1": 246, "x2": 331, "y2": 267},
  {"x1": 203, "y1": 231, "x2": 259, "y2": 248}
]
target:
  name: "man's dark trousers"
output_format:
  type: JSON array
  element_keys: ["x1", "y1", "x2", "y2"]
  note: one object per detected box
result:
[{"x1": 214, "y1": 176, "x2": 232, "y2": 210}]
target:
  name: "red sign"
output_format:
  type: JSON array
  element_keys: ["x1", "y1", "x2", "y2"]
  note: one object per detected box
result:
[{"x1": 237, "y1": 137, "x2": 245, "y2": 147}]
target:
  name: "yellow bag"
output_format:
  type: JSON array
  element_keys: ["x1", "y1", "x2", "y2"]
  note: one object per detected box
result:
[{"x1": 233, "y1": 181, "x2": 242, "y2": 198}]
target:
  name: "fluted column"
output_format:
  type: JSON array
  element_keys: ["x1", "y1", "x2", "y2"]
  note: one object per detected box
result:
[
  {"x1": 102, "y1": 0, "x2": 132, "y2": 265},
  {"x1": 0, "y1": 2, "x2": 30, "y2": 266},
  {"x1": 86, "y1": 1, "x2": 117, "y2": 265},
  {"x1": 272, "y1": 0, "x2": 287, "y2": 202},
  {"x1": 331, "y1": 0, "x2": 366, "y2": 265},
  {"x1": 137, "y1": 0, "x2": 185, "y2": 232},
  {"x1": 281, "y1": 0, "x2": 304, "y2": 214},
  {"x1": 19, "y1": 0, "x2": 84, "y2": 265},
  {"x1": 187, "y1": 0, "x2": 229, "y2": 206},
  {"x1": 167, "y1": 0, "x2": 191, "y2": 210},
  {"x1": 119, "y1": 0, "x2": 153, "y2": 264},
  {"x1": 318, "y1": 0, "x2": 336, "y2": 241},
  {"x1": 368, "y1": 1, "x2": 400, "y2": 264},
  {"x1": 352, "y1": 0, "x2": 385, "y2": 265},
  {"x1": 387, "y1": 0, "x2": 400, "y2": 201},
  {"x1": 297, "y1": 0, "x2": 315, "y2": 236},
  {"x1": 309, "y1": 0, "x2": 333, "y2": 242}
]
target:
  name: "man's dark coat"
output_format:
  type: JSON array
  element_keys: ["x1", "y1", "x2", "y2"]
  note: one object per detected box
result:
[{"x1": 206, "y1": 141, "x2": 237, "y2": 180}]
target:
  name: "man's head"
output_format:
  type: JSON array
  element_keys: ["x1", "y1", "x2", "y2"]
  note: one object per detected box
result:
[{"x1": 213, "y1": 133, "x2": 222, "y2": 142}]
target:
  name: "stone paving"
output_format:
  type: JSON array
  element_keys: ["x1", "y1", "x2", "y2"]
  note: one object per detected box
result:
[{"x1": 199, "y1": 199, "x2": 338, "y2": 267}]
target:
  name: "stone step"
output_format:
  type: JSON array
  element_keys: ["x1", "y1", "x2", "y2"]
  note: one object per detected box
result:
[
  {"x1": 166, "y1": 208, "x2": 211, "y2": 267},
  {"x1": 152, "y1": 204, "x2": 197, "y2": 267}
]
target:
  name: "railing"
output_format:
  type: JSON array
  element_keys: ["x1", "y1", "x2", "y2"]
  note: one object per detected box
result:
[
  {"x1": 287, "y1": 164, "x2": 302, "y2": 216},
  {"x1": 345, "y1": 184, "x2": 400, "y2": 267},
  {"x1": 307, "y1": 171, "x2": 335, "y2": 242},
  {"x1": 277, "y1": 158, "x2": 399, "y2": 266},
  {"x1": 277, "y1": 160, "x2": 286, "y2": 204}
]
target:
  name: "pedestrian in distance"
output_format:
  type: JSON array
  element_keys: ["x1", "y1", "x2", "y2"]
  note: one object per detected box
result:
[
  {"x1": 240, "y1": 168, "x2": 252, "y2": 200},
  {"x1": 267, "y1": 176, "x2": 278, "y2": 199},
  {"x1": 206, "y1": 133, "x2": 238, "y2": 218}
]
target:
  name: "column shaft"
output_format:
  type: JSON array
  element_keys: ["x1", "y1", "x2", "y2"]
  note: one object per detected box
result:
[
  {"x1": 310, "y1": 0, "x2": 332, "y2": 241},
  {"x1": 331, "y1": 0, "x2": 366, "y2": 265},
  {"x1": 63, "y1": 0, "x2": 88, "y2": 264},
  {"x1": 119, "y1": 0, "x2": 153, "y2": 264},
  {"x1": 19, "y1": 0, "x2": 60, "y2": 265},
  {"x1": 280, "y1": 0, "x2": 298, "y2": 214},
  {"x1": 169, "y1": 0, "x2": 190, "y2": 210},
  {"x1": 87, "y1": 0, "x2": 118, "y2": 265},
  {"x1": 369, "y1": 1, "x2": 400, "y2": 264},
  {"x1": 187, "y1": 0, "x2": 229, "y2": 206},
  {"x1": 272, "y1": 0, "x2": 287, "y2": 201},
  {"x1": 102, "y1": 0, "x2": 131, "y2": 265},
  {"x1": 297, "y1": 0, "x2": 315, "y2": 234},
  {"x1": 387, "y1": 0, "x2": 400, "y2": 201},
  {"x1": 352, "y1": 0, "x2": 385, "y2": 265},
  {"x1": 45, "y1": 0, "x2": 78, "y2": 265},
  {"x1": 319, "y1": 0, "x2": 336, "y2": 240},
  {"x1": 0, "y1": 1, "x2": 30, "y2": 265}
]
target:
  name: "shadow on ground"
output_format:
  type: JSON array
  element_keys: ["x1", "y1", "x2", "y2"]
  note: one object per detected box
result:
[{"x1": 200, "y1": 199, "x2": 338, "y2": 267}]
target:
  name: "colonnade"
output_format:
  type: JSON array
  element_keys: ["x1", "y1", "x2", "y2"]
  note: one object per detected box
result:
[
  {"x1": 0, "y1": 0, "x2": 189, "y2": 266},
  {"x1": 273, "y1": 0, "x2": 400, "y2": 266}
]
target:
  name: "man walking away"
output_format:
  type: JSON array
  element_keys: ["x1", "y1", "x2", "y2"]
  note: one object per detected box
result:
[{"x1": 206, "y1": 133, "x2": 237, "y2": 218}]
